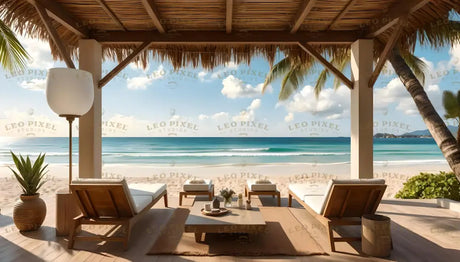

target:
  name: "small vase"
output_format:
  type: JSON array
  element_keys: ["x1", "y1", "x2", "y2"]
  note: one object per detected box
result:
[
  {"x1": 238, "y1": 198, "x2": 244, "y2": 209},
  {"x1": 13, "y1": 194, "x2": 47, "y2": 232},
  {"x1": 224, "y1": 198, "x2": 232, "y2": 207}
]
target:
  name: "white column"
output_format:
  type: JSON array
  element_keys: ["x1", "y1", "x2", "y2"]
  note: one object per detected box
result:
[
  {"x1": 78, "y1": 39, "x2": 102, "y2": 178},
  {"x1": 350, "y1": 39, "x2": 374, "y2": 179}
]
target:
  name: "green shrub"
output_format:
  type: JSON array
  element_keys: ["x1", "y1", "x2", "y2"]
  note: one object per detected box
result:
[{"x1": 395, "y1": 172, "x2": 460, "y2": 201}]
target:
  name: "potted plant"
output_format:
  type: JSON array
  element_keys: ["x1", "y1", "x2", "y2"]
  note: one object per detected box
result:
[
  {"x1": 9, "y1": 151, "x2": 48, "y2": 231},
  {"x1": 220, "y1": 188, "x2": 235, "y2": 207}
]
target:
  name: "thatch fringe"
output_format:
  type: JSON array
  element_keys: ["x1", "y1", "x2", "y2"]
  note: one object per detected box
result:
[{"x1": 1, "y1": 0, "x2": 458, "y2": 70}]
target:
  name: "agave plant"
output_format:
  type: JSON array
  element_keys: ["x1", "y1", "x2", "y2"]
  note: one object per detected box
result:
[{"x1": 9, "y1": 151, "x2": 48, "y2": 196}]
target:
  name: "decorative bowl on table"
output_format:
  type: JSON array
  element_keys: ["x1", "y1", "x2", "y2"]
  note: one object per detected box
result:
[{"x1": 201, "y1": 208, "x2": 230, "y2": 216}]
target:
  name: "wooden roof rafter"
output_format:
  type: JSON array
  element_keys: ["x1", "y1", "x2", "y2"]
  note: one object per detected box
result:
[
  {"x1": 94, "y1": 0, "x2": 127, "y2": 31},
  {"x1": 226, "y1": 0, "x2": 233, "y2": 34},
  {"x1": 326, "y1": 0, "x2": 359, "y2": 30},
  {"x1": 297, "y1": 42, "x2": 353, "y2": 89},
  {"x1": 366, "y1": 0, "x2": 431, "y2": 38},
  {"x1": 33, "y1": 1, "x2": 75, "y2": 69},
  {"x1": 99, "y1": 41, "x2": 152, "y2": 88},
  {"x1": 291, "y1": 0, "x2": 317, "y2": 33},
  {"x1": 140, "y1": 0, "x2": 166, "y2": 33},
  {"x1": 368, "y1": 17, "x2": 407, "y2": 88},
  {"x1": 91, "y1": 30, "x2": 361, "y2": 44},
  {"x1": 26, "y1": 0, "x2": 88, "y2": 37}
]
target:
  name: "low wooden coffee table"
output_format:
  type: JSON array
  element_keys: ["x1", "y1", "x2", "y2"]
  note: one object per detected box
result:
[{"x1": 184, "y1": 201, "x2": 266, "y2": 242}]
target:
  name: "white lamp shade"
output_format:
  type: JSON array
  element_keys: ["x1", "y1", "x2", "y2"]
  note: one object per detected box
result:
[{"x1": 46, "y1": 68, "x2": 94, "y2": 117}]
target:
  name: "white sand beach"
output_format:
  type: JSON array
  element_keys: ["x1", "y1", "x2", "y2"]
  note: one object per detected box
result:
[{"x1": 0, "y1": 162, "x2": 451, "y2": 214}]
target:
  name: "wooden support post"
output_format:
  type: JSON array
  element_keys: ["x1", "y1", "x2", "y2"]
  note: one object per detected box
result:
[
  {"x1": 350, "y1": 39, "x2": 373, "y2": 179},
  {"x1": 79, "y1": 40, "x2": 102, "y2": 179}
]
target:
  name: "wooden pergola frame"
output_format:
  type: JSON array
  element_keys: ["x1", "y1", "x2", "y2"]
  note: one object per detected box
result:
[
  {"x1": 16, "y1": 0, "x2": 442, "y2": 182},
  {"x1": 27, "y1": 0, "x2": 430, "y2": 90}
]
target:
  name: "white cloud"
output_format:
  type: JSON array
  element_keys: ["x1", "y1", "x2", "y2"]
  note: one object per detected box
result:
[
  {"x1": 221, "y1": 75, "x2": 266, "y2": 99},
  {"x1": 232, "y1": 99, "x2": 261, "y2": 121},
  {"x1": 449, "y1": 44, "x2": 460, "y2": 72},
  {"x1": 198, "y1": 114, "x2": 209, "y2": 120},
  {"x1": 17, "y1": 36, "x2": 55, "y2": 69},
  {"x1": 198, "y1": 71, "x2": 208, "y2": 82},
  {"x1": 248, "y1": 99, "x2": 261, "y2": 110},
  {"x1": 20, "y1": 78, "x2": 46, "y2": 91},
  {"x1": 212, "y1": 112, "x2": 229, "y2": 121},
  {"x1": 127, "y1": 76, "x2": 153, "y2": 90},
  {"x1": 284, "y1": 85, "x2": 350, "y2": 120},
  {"x1": 126, "y1": 65, "x2": 165, "y2": 90},
  {"x1": 284, "y1": 112, "x2": 294, "y2": 123},
  {"x1": 374, "y1": 77, "x2": 442, "y2": 115}
]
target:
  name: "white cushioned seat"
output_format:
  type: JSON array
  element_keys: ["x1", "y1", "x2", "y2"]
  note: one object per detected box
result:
[
  {"x1": 183, "y1": 179, "x2": 212, "y2": 191},
  {"x1": 247, "y1": 180, "x2": 277, "y2": 191},
  {"x1": 129, "y1": 183, "x2": 167, "y2": 200},
  {"x1": 131, "y1": 195, "x2": 153, "y2": 214},
  {"x1": 303, "y1": 195, "x2": 324, "y2": 214},
  {"x1": 290, "y1": 178, "x2": 386, "y2": 215}
]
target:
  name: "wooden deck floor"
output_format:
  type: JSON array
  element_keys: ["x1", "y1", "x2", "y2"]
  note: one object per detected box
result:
[{"x1": 1, "y1": 194, "x2": 459, "y2": 262}]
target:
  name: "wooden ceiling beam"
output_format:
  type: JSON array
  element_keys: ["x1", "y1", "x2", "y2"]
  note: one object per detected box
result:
[
  {"x1": 95, "y1": 0, "x2": 127, "y2": 31},
  {"x1": 226, "y1": 0, "x2": 233, "y2": 34},
  {"x1": 368, "y1": 17, "x2": 406, "y2": 88},
  {"x1": 297, "y1": 42, "x2": 353, "y2": 89},
  {"x1": 27, "y1": 0, "x2": 88, "y2": 37},
  {"x1": 33, "y1": 2, "x2": 75, "y2": 69},
  {"x1": 366, "y1": 0, "x2": 430, "y2": 38},
  {"x1": 326, "y1": 0, "x2": 359, "y2": 30},
  {"x1": 141, "y1": 0, "x2": 166, "y2": 33},
  {"x1": 99, "y1": 41, "x2": 152, "y2": 88},
  {"x1": 91, "y1": 30, "x2": 361, "y2": 44},
  {"x1": 291, "y1": 0, "x2": 317, "y2": 33}
]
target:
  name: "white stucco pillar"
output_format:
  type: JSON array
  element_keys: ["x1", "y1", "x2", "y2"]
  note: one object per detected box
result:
[
  {"x1": 350, "y1": 39, "x2": 374, "y2": 179},
  {"x1": 78, "y1": 39, "x2": 102, "y2": 178}
]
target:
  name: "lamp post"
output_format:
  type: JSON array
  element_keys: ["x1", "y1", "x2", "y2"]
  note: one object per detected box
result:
[
  {"x1": 46, "y1": 68, "x2": 94, "y2": 189},
  {"x1": 46, "y1": 68, "x2": 94, "y2": 236}
]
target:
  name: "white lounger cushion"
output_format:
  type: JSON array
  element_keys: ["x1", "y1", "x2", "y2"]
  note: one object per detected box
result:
[
  {"x1": 131, "y1": 195, "x2": 154, "y2": 214},
  {"x1": 290, "y1": 178, "x2": 386, "y2": 215},
  {"x1": 128, "y1": 183, "x2": 167, "y2": 200},
  {"x1": 183, "y1": 179, "x2": 212, "y2": 191},
  {"x1": 247, "y1": 180, "x2": 277, "y2": 191}
]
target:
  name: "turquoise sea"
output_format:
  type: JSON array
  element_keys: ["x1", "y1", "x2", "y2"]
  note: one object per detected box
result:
[{"x1": 0, "y1": 137, "x2": 447, "y2": 166}]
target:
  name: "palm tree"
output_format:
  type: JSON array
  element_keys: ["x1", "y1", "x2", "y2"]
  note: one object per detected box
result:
[
  {"x1": 442, "y1": 90, "x2": 460, "y2": 145},
  {"x1": 264, "y1": 20, "x2": 460, "y2": 180},
  {"x1": 0, "y1": 18, "x2": 29, "y2": 73}
]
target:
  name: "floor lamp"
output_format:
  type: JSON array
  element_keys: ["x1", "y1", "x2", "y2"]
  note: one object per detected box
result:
[{"x1": 46, "y1": 68, "x2": 94, "y2": 236}]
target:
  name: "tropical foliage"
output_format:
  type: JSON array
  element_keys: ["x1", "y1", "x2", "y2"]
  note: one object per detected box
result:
[
  {"x1": 442, "y1": 90, "x2": 460, "y2": 143},
  {"x1": 395, "y1": 172, "x2": 460, "y2": 201},
  {"x1": 9, "y1": 152, "x2": 48, "y2": 196},
  {"x1": 0, "y1": 18, "x2": 29, "y2": 73}
]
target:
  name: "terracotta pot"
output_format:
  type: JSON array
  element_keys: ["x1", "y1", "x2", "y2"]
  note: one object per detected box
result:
[{"x1": 13, "y1": 194, "x2": 47, "y2": 231}]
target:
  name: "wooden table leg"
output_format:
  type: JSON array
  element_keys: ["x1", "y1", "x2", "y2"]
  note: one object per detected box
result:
[
  {"x1": 277, "y1": 192, "x2": 281, "y2": 206},
  {"x1": 194, "y1": 232, "x2": 204, "y2": 242}
]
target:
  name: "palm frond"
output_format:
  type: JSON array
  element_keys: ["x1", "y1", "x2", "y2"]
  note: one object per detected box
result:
[
  {"x1": 315, "y1": 69, "x2": 329, "y2": 98},
  {"x1": 0, "y1": 19, "x2": 29, "y2": 73},
  {"x1": 279, "y1": 65, "x2": 304, "y2": 101},
  {"x1": 399, "y1": 50, "x2": 427, "y2": 85},
  {"x1": 443, "y1": 90, "x2": 460, "y2": 120},
  {"x1": 263, "y1": 57, "x2": 292, "y2": 93}
]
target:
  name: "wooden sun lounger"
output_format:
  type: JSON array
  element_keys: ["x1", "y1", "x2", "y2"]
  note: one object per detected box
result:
[
  {"x1": 289, "y1": 183, "x2": 386, "y2": 252},
  {"x1": 68, "y1": 180, "x2": 167, "y2": 250}
]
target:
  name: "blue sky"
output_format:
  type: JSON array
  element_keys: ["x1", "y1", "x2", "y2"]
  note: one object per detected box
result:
[{"x1": 1, "y1": 35, "x2": 459, "y2": 137}]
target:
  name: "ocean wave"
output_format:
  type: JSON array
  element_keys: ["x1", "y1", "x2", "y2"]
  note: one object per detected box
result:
[
  {"x1": 229, "y1": 148, "x2": 270, "y2": 152},
  {"x1": 102, "y1": 151, "x2": 350, "y2": 157}
]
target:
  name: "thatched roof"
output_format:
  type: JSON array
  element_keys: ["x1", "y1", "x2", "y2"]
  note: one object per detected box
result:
[{"x1": 1, "y1": 0, "x2": 459, "y2": 69}]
